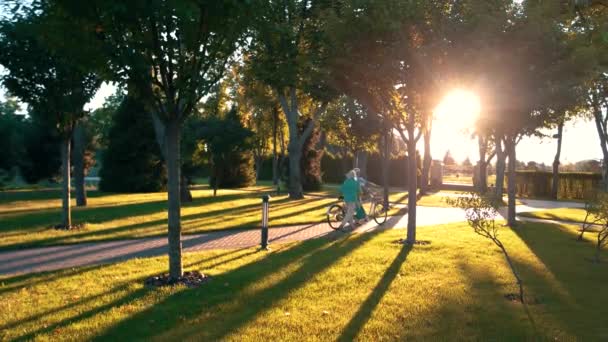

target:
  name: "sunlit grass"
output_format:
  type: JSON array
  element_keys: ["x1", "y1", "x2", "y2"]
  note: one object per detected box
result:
[
  {"x1": 518, "y1": 208, "x2": 591, "y2": 224},
  {"x1": 0, "y1": 187, "x2": 407, "y2": 250},
  {"x1": 1, "y1": 222, "x2": 606, "y2": 340}
]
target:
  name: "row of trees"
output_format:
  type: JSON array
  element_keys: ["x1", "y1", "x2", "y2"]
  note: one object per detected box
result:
[{"x1": 1, "y1": 0, "x2": 606, "y2": 281}]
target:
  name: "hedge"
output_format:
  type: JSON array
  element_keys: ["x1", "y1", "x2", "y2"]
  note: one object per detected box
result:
[{"x1": 514, "y1": 171, "x2": 602, "y2": 200}]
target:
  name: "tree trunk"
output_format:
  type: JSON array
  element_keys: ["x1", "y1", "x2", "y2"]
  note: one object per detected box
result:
[
  {"x1": 591, "y1": 102, "x2": 608, "y2": 191},
  {"x1": 73, "y1": 122, "x2": 87, "y2": 206},
  {"x1": 477, "y1": 135, "x2": 488, "y2": 193},
  {"x1": 407, "y1": 141, "x2": 417, "y2": 243},
  {"x1": 61, "y1": 136, "x2": 72, "y2": 229},
  {"x1": 382, "y1": 130, "x2": 390, "y2": 207},
  {"x1": 495, "y1": 135, "x2": 506, "y2": 199},
  {"x1": 551, "y1": 120, "x2": 564, "y2": 200},
  {"x1": 180, "y1": 175, "x2": 192, "y2": 202},
  {"x1": 254, "y1": 156, "x2": 262, "y2": 181},
  {"x1": 277, "y1": 89, "x2": 326, "y2": 200},
  {"x1": 420, "y1": 128, "x2": 432, "y2": 195},
  {"x1": 506, "y1": 135, "x2": 517, "y2": 227},
  {"x1": 406, "y1": 125, "x2": 417, "y2": 243},
  {"x1": 151, "y1": 111, "x2": 193, "y2": 202},
  {"x1": 165, "y1": 120, "x2": 183, "y2": 280},
  {"x1": 272, "y1": 106, "x2": 279, "y2": 186},
  {"x1": 288, "y1": 140, "x2": 304, "y2": 199}
]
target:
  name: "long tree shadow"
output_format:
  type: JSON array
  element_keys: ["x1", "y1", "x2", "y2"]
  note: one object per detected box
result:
[
  {"x1": 451, "y1": 261, "x2": 539, "y2": 340},
  {"x1": 1, "y1": 191, "x2": 264, "y2": 234},
  {"x1": 510, "y1": 222, "x2": 608, "y2": 339},
  {"x1": 0, "y1": 195, "x2": 303, "y2": 250},
  {"x1": 14, "y1": 287, "x2": 151, "y2": 342},
  {"x1": 0, "y1": 263, "x2": 109, "y2": 296},
  {"x1": 93, "y1": 230, "x2": 381, "y2": 341},
  {"x1": 0, "y1": 188, "x2": 104, "y2": 203},
  {"x1": 337, "y1": 244, "x2": 412, "y2": 341}
]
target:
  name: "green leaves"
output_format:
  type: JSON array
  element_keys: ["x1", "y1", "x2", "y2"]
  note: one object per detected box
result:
[{"x1": 0, "y1": 6, "x2": 100, "y2": 136}]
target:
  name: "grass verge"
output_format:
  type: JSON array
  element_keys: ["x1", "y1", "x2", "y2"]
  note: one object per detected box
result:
[
  {"x1": 0, "y1": 187, "x2": 407, "y2": 250},
  {"x1": 518, "y1": 208, "x2": 590, "y2": 224},
  {"x1": 1, "y1": 222, "x2": 607, "y2": 340}
]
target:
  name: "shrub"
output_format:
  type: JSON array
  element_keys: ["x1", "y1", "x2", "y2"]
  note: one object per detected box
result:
[
  {"x1": 447, "y1": 193, "x2": 525, "y2": 302},
  {"x1": 99, "y1": 96, "x2": 166, "y2": 193},
  {"x1": 580, "y1": 190, "x2": 608, "y2": 262},
  {"x1": 202, "y1": 108, "x2": 256, "y2": 189}
]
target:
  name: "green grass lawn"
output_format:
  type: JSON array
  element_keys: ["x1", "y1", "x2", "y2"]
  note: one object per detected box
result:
[
  {"x1": 518, "y1": 207, "x2": 591, "y2": 224},
  {"x1": 1, "y1": 221, "x2": 607, "y2": 340},
  {"x1": 0, "y1": 186, "x2": 408, "y2": 250}
]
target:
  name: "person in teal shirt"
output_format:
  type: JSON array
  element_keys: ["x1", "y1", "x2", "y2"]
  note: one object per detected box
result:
[{"x1": 338, "y1": 169, "x2": 360, "y2": 230}]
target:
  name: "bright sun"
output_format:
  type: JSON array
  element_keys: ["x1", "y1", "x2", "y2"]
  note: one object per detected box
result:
[{"x1": 434, "y1": 89, "x2": 481, "y2": 130}]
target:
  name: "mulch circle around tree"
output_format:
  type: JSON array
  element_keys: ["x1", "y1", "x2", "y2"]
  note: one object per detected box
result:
[
  {"x1": 144, "y1": 271, "x2": 211, "y2": 289},
  {"x1": 50, "y1": 223, "x2": 87, "y2": 231},
  {"x1": 392, "y1": 239, "x2": 431, "y2": 246}
]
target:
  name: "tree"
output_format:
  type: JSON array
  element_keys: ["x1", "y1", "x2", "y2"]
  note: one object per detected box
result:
[
  {"x1": 20, "y1": 114, "x2": 62, "y2": 184},
  {"x1": 323, "y1": 96, "x2": 381, "y2": 178},
  {"x1": 443, "y1": 150, "x2": 455, "y2": 166},
  {"x1": 247, "y1": 0, "x2": 336, "y2": 199},
  {"x1": 99, "y1": 94, "x2": 166, "y2": 193},
  {"x1": 196, "y1": 107, "x2": 255, "y2": 196},
  {"x1": 324, "y1": 0, "x2": 444, "y2": 244},
  {"x1": 448, "y1": 0, "x2": 574, "y2": 226},
  {"x1": 0, "y1": 8, "x2": 100, "y2": 228},
  {"x1": 58, "y1": 0, "x2": 250, "y2": 279},
  {"x1": 72, "y1": 117, "x2": 97, "y2": 206},
  {"x1": 89, "y1": 89, "x2": 123, "y2": 151},
  {"x1": 0, "y1": 98, "x2": 24, "y2": 175},
  {"x1": 563, "y1": 0, "x2": 608, "y2": 190}
]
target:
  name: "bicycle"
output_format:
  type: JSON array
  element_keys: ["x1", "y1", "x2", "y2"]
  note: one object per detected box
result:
[{"x1": 326, "y1": 189, "x2": 388, "y2": 230}]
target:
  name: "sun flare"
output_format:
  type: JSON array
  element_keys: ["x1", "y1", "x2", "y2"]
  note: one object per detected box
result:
[{"x1": 434, "y1": 89, "x2": 481, "y2": 130}]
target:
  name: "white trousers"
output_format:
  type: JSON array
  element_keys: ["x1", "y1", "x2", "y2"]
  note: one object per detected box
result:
[{"x1": 339, "y1": 202, "x2": 356, "y2": 229}]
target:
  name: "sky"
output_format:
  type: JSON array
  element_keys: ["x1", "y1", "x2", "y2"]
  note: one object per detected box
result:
[
  {"x1": 430, "y1": 115, "x2": 602, "y2": 166},
  {"x1": 429, "y1": 89, "x2": 603, "y2": 165},
  {"x1": 1, "y1": 79, "x2": 601, "y2": 166}
]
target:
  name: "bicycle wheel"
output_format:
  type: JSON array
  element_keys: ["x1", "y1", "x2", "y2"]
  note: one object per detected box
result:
[
  {"x1": 372, "y1": 202, "x2": 388, "y2": 225},
  {"x1": 327, "y1": 204, "x2": 345, "y2": 230}
]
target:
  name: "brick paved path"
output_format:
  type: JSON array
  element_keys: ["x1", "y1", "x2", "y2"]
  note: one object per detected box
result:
[
  {"x1": 0, "y1": 198, "x2": 582, "y2": 276},
  {"x1": 0, "y1": 222, "x2": 344, "y2": 276}
]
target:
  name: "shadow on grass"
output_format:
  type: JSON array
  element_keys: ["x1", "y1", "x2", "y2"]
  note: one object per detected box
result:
[
  {"x1": 518, "y1": 212, "x2": 595, "y2": 227},
  {"x1": 0, "y1": 263, "x2": 109, "y2": 296},
  {"x1": 0, "y1": 189, "x2": 105, "y2": 204},
  {"x1": 337, "y1": 244, "x2": 412, "y2": 341},
  {"x1": 93, "y1": 230, "x2": 380, "y2": 341},
  {"x1": 2, "y1": 281, "x2": 148, "y2": 339},
  {"x1": 454, "y1": 261, "x2": 538, "y2": 340},
  {"x1": 510, "y1": 222, "x2": 608, "y2": 339},
  {"x1": 0, "y1": 195, "x2": 323, "y2": 250},
  {"x1": 1, "y1": 192, "x2": 259, "y2": 234}
]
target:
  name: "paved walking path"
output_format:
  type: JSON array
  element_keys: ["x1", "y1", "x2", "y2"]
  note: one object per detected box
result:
[{"x1": 0, "y1": 196, "x2": 586, "y2": 276}]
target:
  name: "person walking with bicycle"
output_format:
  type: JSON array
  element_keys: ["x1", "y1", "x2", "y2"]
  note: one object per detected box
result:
[{"x1": 337, "y1": 169, "x2": 360, "y2": 230}]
